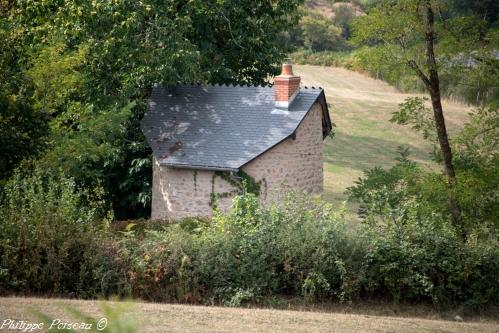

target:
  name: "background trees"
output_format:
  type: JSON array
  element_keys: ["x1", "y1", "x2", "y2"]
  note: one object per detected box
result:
[
  {"x1": 299, "y1": 13, "x2": 345, "y2": 51},
  {"x1": 284, "y1": 1, "x2": 361, "y2": 52},
  {"x1": 353, "y1": 0, "x2": 464, "y2": 228},
  {"x1": 350, "y1": 0, "x2": 498, "y2": 235}
]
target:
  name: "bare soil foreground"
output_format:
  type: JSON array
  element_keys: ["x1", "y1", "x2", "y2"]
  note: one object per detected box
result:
[
  {"x1": 296, "y1": 65, "x2": 471, "y2": 218},
  {"x1": 1, "y1": 297, "x2": 498, "y2": 333}
]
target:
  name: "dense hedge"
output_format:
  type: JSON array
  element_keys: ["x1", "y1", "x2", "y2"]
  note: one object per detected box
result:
[
  {"x1": 0, "y1": 169, "x2": 113, "y2": 296},
  {"x1": 1, "y1": 173, "x2": 497, "y2": 310}
]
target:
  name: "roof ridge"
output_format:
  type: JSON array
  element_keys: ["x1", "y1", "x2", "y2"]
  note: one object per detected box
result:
[
  {"x1": 172, "y1": 82, "x2": 322, "y2": 90},
  {"x1": 174, "y1": 83, "x2": 273, "y2": 88}
]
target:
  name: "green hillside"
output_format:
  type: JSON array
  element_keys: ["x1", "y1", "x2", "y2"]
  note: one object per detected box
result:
[{"x1": 297, "y1": 65, "x2": 471, "y2": 218}]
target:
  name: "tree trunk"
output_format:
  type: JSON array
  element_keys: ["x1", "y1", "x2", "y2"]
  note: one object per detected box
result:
[{"x1": 423, "y1": 0, "x2": 463, "y2": 231}]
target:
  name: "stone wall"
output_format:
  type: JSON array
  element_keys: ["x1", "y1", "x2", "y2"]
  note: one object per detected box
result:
[
  {"x1": 151, "y1": 161, "x2": 235, "y2": 220},
  {"x1": 242, "y1": 102, "x2": 324, "y2": 204},
  {"x1": 151, "y1": 102, "x2": 324, "y2": 220}
]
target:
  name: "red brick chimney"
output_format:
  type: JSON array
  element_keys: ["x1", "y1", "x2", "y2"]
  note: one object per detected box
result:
[{"x1": 274, "y1": 62, "x2": 301, "y2": 108}]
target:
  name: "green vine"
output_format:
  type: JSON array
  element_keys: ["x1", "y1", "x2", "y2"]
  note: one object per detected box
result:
[
  {"x1": 192, "y1": 170, "x2": 198, "y2": 193},
  {"x1": 209, "y1": 170, "x2": 266, "y2": 208},
  {"x1": 260, "y1": 177, "x2": 268, "y2": 199}
]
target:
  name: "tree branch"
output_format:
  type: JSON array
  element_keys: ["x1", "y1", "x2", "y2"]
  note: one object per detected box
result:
[
  {"x1": 407, "y1": 60, "x2": 432, "y2": 89},
  {"x1": 220, "y1": 11, "x2": 244, "y2": 49}
]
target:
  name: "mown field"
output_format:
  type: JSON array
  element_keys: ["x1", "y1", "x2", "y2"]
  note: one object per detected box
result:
[
  {"x1": 1, "y1": 297, "x2": 498, "y2": 333},
  {"x1": 296, "y1": 65, "x2": 471, "y2": 219}
]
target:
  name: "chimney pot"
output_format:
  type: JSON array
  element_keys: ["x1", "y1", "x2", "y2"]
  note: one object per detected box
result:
[
  {"x1": 281, "y1": 63, "x2": 294, "y2": 76},
  {"x1": 274, "y1": 62, "x2": 300, "y2": 108}
]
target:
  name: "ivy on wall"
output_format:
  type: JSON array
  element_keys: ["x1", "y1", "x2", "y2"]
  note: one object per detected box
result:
[
  {"x1": 209, "y1": 170, "x2": 266, "y2": 208},
  {"x1": 193, "y1": 170, "x2": 198, "y2": 193}
]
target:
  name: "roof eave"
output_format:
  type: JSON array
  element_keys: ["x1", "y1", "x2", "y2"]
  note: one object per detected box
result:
[
  {"x1": 317, "y1": 90, "x2": 332, "y2": 139},
  {"x1": 160, "y1": 162, "x2": 239, "y2": 172}
]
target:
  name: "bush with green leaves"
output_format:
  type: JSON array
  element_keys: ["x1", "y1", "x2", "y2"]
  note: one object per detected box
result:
[
  {"x1": 0, "y1": 166, "x2": 496, "y2": 309},
  {"x1": 116, "y1": 190, "x2": 498, "y2": 309},
  {"x1": 117, "y1": 191, "x2": 366, "y2": 305},
  {"x1": 349, "y1": 101, "x2": 499, "y2": 234},
  {"x1": 1, "y1": 184, "x2": 497, "y2": 309},
  {"x1": 198, "y1": 192, "x2": 369, "y2": 304},
  {"x1": 360, "y1": 212, "x2": 499, "y2": 309},
  {"x1": 0, "y1": 168, "x2": 121, "y2": 296},
  {"x1": 345, "y1": 105, "x2": 499, "y2": 309},
  {"x1": 117, "y1": 222, "x2": 198, "y2": 302}
]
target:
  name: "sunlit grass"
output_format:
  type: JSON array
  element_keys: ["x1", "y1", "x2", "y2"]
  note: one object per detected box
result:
[{"x1": 296, "y1": 65, "x2": 471, "y2": 221}]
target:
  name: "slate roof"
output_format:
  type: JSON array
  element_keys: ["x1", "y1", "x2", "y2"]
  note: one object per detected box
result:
[{"x1": 141, "y1": 84, "x2": 331, "y2": 171}]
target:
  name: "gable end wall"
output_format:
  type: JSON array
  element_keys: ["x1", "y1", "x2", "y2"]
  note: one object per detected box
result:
[{"x1": 242, "y1": 102, "x2": 324, "y2": 203}]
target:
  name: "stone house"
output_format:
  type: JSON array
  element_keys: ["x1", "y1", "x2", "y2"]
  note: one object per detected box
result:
[{"x1": 141, "y1": 63, "x2": 332, "y2": 220}]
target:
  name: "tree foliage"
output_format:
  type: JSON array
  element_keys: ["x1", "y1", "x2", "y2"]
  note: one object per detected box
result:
[
  {"x1": 0, "y1": 0, "x2": 303, "y2": 218},
  {"x1": 348, "y1": 104, "x2": 499, "y2": 234},
  {"x1": 352, "y1": 0, "x2": 466, "y2": 229},
  {"x1": 0, "y1": 17, "x2": 50, "y2": 181},
  {"x1": 351, "y1": 0, "x2": 499, "y2": 106},
  {"x1": 351, "y1": 0, "x2": 499, "y2": 233},
  {"x1": 299, "y1": 13, "x2": 346, "y2": 51}
]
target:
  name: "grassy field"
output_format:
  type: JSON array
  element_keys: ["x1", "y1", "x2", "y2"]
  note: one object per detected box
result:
[
  {"x1": 296, "y1": 65, "x2": 471, "y2": 219},
  {"x1": 1, "y1": 297, "x2": 498, "y2": 333}
]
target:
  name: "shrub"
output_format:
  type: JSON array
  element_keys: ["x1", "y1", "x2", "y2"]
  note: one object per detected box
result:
[
  {"x1": 117, "y1": 191, "x2": 366, "y2": 304},
  {"x1": 117, "y1": 223, "x2": 198, "y2": 302},
  {"x1": 0, "y1": 168, "x2": 120, "y2": 297},
  {"x1": 104, "y1": 190, "x2": 499, "y2": 309},
  {"x1": 1, "y1": 181, "x2": 497, "y2": 310},
  {"x1": 348, "y1": 146, "x2": 499, "y2": 234},
  {"x1": 347, "y1": 152, "x2": 499, "y2": 308},
  {"x1": 360, "y1": 219, "x2": 499, "y2": 309}
]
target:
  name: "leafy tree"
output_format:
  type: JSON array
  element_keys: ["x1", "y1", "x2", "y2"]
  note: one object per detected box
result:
[
  {"x1": 332, "y1": 3, "x2": 356, "y2": 38},
  {"x1": 299, "y1": 13, "x2": 346, "y2": 51},
  {"x1": 16, "y1": 0, "x2": 303, "y2": 99},
  {"x1": 25, "y1": 42, "x2": 87, "y2": 115},
  {"x1": 351, "y1": 0, "x2": 498, "y2": 232},
  {"x1": 0, "y1": 15, "x2": 50, "y2": 182},
  {"x1": 0, "y1": 90, "x2": 50, "y2": 182},
  {"x1": 453, "y1": 106, "x2": 499, "y2": 228},
  {"x1": 1, "y1": 0, "x2": 304, "y2": 218}
]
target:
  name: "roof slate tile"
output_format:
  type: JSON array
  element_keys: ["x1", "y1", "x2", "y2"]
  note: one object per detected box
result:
[{"x1": 141, "y1": 84, "x2": 328, "y2": 170}]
